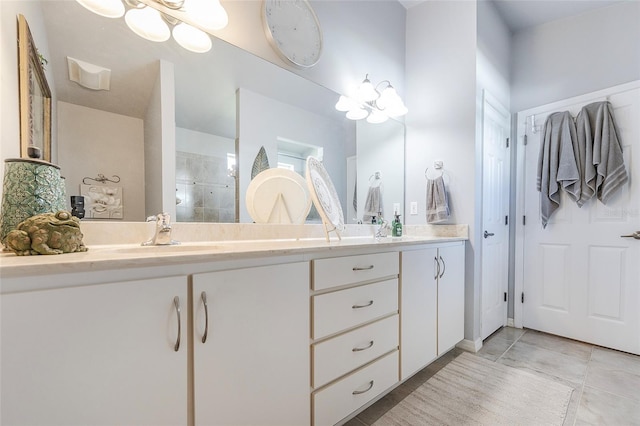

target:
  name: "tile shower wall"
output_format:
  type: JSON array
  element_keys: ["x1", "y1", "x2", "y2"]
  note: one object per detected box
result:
[{"x1": 176, "y1": 151, "x2": 236, "y2": 223}]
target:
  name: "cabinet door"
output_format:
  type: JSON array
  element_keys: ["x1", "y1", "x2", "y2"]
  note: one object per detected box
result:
[
  {"x1": 192, "y1": 262, "x2": 310, "y2": 426},
  {"x1": 400, "y1": 248, "x2": 438, "y2": 380},
  {"x1": 437, "y1": 242, "x2": 465, "y2": 355},
  {"x1": 1, "y1": 276, "x2": 188, "y2": 426}
]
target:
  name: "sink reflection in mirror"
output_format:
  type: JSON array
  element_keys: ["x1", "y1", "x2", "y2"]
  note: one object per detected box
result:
[{"x1": 2, "y1": 0, "x2": 404, "y2": 225}]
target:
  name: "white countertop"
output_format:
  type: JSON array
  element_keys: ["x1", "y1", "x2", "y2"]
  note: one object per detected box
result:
[{"x1": 0, "y1": 223, "x2": 468, "y2": 279}]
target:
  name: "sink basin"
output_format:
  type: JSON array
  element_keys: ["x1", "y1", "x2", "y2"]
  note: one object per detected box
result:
[{"x1": 112, "y1": 244, "x2": 222, "y2": 254}]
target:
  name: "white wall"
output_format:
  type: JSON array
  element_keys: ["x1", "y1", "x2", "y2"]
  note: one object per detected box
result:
[
  {"x1": 57, "y1": 102, "x2": 145, "y2": 221},
  {"x1": 356, "y1": 119, "x2": 405, "y2": 223},
  {"x1": 237, "y1": 88, "x2": 347, "y2": 224},
  {"x1": 216, "y1": 0, "x2": 407, "y2": 102},
  {"x1": 406, "y1": 0, "x2": 479, "y2": 343},
  {"x1": 144, "y1": 60, "x2": 176, "y2": 219},
  {"x1": 176, "y1": 128, "x2": 234, "y2": 159},
  {"x1": 511, "y1": 1, "x2": 640, "y2": 112}
]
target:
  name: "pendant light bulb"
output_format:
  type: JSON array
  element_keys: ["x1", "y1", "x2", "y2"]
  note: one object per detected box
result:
[
  {"x1": 346, "y1": 108, "x2": 368, "y2": 120},
  {"x1": 357, "y1": 75, "x2": 379, "y2": 103},
  {"x1": 173, "y1": 23, "x2": 212, "y2": 53},
  {"x1": 76, "y1": 0, "x2": 124, "y2": 18},
  {"x1": 184, "y1": 0, "x2": 229, "y2": 31},
  {"x1": 125, "y1": 6, "x2": 170, "y2": 42},
  {"x1": 335, "y1": 95, "x2": 359, "y2": 112}
]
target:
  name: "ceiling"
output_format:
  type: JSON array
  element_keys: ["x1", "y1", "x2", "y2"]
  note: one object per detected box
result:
[
  {"x1": 489, "y1": 0, "x2": 625, "y2": 32},
  {"x1": 399, "y1": 0, "x2": 625, "y2": 32}
]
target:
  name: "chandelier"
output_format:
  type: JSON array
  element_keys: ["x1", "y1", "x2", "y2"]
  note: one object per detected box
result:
[
  {"x1": 335, "y1": 75, "x2": 408, "y2": 124},
  {"x1": 75, "y1": 0, "x2": 228, "y2": 53}
]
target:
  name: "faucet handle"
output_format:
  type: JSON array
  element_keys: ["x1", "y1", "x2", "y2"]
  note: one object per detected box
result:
[{"x1": 159, "y1": 212, "x2": 171, "y2": 227}]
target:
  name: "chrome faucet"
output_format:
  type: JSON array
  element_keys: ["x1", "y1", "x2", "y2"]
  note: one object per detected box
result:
[{"x1": 143, "y1": 213, "x2": 179, "y2": 246}]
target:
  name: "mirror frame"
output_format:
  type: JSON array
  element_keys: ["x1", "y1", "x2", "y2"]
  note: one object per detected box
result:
[{"x1": 18, "y1": 14, "x2": 51, "y2": 162}]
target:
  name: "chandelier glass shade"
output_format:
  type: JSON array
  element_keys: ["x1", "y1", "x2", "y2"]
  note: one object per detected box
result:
[
  {"x1": 336, "y1": 75, "x2": 408, "y2": 124},
  {"x1": 75, "y1": 0, "x2": 228, "y2": 53}
]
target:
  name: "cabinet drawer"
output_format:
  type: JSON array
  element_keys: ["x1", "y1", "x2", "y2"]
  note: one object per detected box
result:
[
  {"x1": 312, "y1": 252, "x2": 399, "y2": 291},
  {"x1": 313, "y1": 350, "x2": 399, "y2": 426},
  {"x1": 313, "y1": 314, "x2": 399, "y2": 388},
  {"x1": 312, "y1": 279, "x2": 398, "y2": 340}
]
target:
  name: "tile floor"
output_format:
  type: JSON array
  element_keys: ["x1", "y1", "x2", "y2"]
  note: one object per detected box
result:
[{"x1": 345, "y1": 327, "x2": 640, "y2": 425}]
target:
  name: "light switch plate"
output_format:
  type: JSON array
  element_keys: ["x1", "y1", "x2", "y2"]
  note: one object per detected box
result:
[{"x1": 410, "y1": 202, "x2": 418, "y2": 215}]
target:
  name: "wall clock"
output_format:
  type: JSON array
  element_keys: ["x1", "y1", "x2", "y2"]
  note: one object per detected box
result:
[{"x1": 262, "y1": 0, "x2": 323, "y2": 68}]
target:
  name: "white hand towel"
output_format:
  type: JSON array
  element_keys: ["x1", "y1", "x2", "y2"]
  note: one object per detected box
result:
[{"x1": 426, "y1": 176, "x2": 450, "y2": 223}]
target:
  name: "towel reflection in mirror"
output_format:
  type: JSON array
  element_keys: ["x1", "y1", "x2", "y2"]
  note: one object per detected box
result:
[{"x1": 363, "y1": 172, "x2": 383, "y2": 224}]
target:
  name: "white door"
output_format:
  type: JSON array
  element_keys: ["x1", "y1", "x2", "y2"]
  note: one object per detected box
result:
[
  {"x1": 481, "y1": 91, "x2": 511, "y2": 340},
  {"x1": 516, "y1": 83, "x2": 640, "y2": 355}
]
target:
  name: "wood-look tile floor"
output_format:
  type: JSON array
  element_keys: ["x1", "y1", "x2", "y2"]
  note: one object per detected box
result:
[{"x1": 345, "y1": 327, "x2": 640, "y2": 426}]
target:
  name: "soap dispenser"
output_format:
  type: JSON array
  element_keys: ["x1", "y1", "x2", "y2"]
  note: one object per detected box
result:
[{"x1": 392, "y1": 213, "x2": 402, "y2": 237}]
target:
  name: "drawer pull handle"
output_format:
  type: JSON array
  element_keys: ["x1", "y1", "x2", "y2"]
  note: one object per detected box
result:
[
  {"x1": 353, "y1": 265, "x2": 374, "y2": 271},
  {"x1": 352, "y1": 380, "x2": 374, "y2": 395},
  {"x1": 352, "y1": 300, "x2": 374, "y2": 309},
  {"x1": 201, "y1": 291, "x2": 209, "y2": 344},
  {"x1": 352, "y1": 340, "x2": 374, "y2": 352},
  {"x1": 173, "y1": 296, "x2": 181, "y2": 352}
]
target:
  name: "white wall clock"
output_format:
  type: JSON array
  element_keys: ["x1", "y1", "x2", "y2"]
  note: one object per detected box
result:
[{"x1": 262, "y1": 0, "x2": 323, "y2": 68}]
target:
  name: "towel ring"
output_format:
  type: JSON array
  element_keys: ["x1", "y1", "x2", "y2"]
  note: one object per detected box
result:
[
  {"x1": 425, "y1": 167, "x2": 443, "y2": 180},
  {"x1": 369, "y1": 171, "x2": 382, "y2": 183}
]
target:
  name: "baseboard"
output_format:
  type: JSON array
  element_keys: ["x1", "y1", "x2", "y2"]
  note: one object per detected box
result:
[
  {"x1": 507, "y1": 318, "x2": 515, "y2": 327},
  {"x1": 456, "y1": 338, "x2": 482, "y2": 353}
]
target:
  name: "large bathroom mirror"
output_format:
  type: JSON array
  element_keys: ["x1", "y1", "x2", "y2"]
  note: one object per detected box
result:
[{"x1": 6, "y1": 0, "x2": 405, "y2": 224}]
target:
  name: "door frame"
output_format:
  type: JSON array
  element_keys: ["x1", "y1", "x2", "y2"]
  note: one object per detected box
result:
[{"x1": 513, "y1": 80, "x2": 640, "y2": 329}]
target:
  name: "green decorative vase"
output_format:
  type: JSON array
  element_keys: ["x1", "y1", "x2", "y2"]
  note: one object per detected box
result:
[{"x1": 0, "y1": 158, "x2": 67, "y2": 245}]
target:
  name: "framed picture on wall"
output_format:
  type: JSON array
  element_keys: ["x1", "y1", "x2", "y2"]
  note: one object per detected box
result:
[{"x1": 18, "y1": 14, "x2": 52, "y2": 162}]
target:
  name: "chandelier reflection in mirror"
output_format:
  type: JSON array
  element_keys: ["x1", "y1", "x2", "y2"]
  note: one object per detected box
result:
[
  {"x1": 335, "y1": 74, "x2": 408, "y2": 124},
  {"x1": 75, "y1": 0, "x2": 228, "y2": 53}
]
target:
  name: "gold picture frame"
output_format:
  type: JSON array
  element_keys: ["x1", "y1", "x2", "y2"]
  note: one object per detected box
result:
[{"x1": 18, "y1": 14, "x2": 52, "y2": 162}]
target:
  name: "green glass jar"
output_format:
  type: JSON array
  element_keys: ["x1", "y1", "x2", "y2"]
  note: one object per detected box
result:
[{"x1": 0, "y1": 158, "x2": 66, "y2": 244}]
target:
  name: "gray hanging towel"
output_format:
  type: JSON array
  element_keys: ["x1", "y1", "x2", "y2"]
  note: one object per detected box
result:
[
  {"x1": 576, "y1": 101, "x2": 628, "y2": 204},
  {"x1": 426, "y1": 175, "x2": 450, "y2": 223},
  {"x1": 362, "y1": 185, "x2": 383, "y2": 223},
  {"x1": 536, "y1": 111, "x2": 580, "y2": 228}
]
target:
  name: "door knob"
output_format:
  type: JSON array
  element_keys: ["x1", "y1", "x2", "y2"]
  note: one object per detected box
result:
[
  {"x1": 484, "y1": 230, "x2": 495, "y2": 239},
  {"x1": 621, "y1": 231, "x2": 640, "y2": 240}
]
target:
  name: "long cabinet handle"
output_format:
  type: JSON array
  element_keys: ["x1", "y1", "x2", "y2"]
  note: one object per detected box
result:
[
  {"x1": 201, "y1": 291, "x2": 209, "y2": 344},
  {"x1": 352, "y1": 300, "x2": 374, "y2": 309},
  {"x1": 353, "y1": 265, "x2": 374, "y2": 271},
  {"x1": 352, "y1": 380, "x2": 374, "y2": 395},
  {"x1": 621, "y1": 232, "x2": 640, "y2": 240},
  {"x1": 352, "y1": 340, "x2": 374, "y2": 352},
  {"x1": 434, "y1": 256, "x2": 439, "y2": 280},
  {"x1": 439, "y1": 255, "x2": 446, "y2": 279},
  {"x1": 173, "y1": 296, "x2": 181, "y2": 352}
]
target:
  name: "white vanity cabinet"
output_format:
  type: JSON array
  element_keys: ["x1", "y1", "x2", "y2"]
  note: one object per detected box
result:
[
  {"x1": 400, "y1": 241, "x2": 465, "y2": 380},
  {"x1": 191, "y1": 262, "x2": 310, "y2": 426},
  {"x1": 311, "y1": 252, "x2": 400, "y2": 426},
  {"x1": 0, "y1": 276, "x2": 188, "y2": 426}
]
